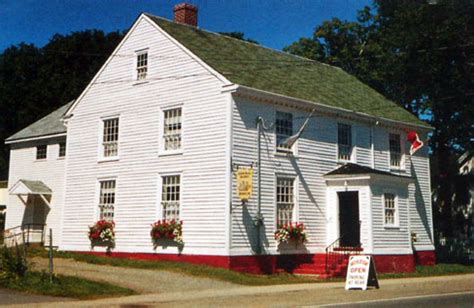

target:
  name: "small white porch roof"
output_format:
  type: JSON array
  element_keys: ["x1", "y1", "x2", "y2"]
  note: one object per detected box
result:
[{"x1": 9, "y1": 179, "x2": 52, "y2": 196}]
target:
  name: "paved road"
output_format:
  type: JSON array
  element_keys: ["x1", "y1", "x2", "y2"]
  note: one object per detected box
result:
[
  {"x1": 0, "y1": 288, "x2": 71, "y2": 305},
  {"x1": 24, "y1": 273, "x2": 474, "y2": 307},
  {"x1": 319, "y1": 291, "x2": 474, "y2": 308}
]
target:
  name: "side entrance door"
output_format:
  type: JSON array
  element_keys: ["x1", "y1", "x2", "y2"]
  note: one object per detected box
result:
[{"x1": 338, "y1": 191, "x2": 360, "y2": 247}]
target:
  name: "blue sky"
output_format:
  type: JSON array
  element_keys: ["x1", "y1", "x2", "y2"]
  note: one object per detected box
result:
[{"x1": 0, "y1": 0, "x2": 372, "y2": 52}]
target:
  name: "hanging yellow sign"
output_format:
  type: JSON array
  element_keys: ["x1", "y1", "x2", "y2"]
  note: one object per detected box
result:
[{"x1": 236, "y1": 167, "x2": 254, "y2": 202}]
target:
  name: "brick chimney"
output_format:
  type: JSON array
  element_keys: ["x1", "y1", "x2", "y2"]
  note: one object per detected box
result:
[{"x1": 174, "y1": 3, "x2": 198, "y2": 27}]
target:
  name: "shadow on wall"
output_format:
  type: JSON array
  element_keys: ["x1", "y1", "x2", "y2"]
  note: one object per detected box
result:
[
  {"x1": 410, "y1": 161, "x2": 433, "y2": 245},
  {"x1": 21, "y1": 195, "x2": 50, "y2": 227},
  {"x1": 242, "y1": 205, "x2": 269, "y2": 253},
  {"x1": 290, "y1": 157, "x2": 325, "y2": 220}
]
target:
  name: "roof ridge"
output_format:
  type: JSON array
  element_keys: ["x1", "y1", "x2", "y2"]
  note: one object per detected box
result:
[{"x1": 143, "y1": 13, "x2": 336, "y2": 68}]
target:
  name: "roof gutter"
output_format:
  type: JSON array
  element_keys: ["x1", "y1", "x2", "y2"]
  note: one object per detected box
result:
[
  {"x1": 324, "y1": 173, "x2": 414, "y2": 184},
  {"x1": 5, "y1": 132, "x2": 67, "y2": 145},
  {"x1": 234, "y1": 85, "x2": 433, "y2": 132}
]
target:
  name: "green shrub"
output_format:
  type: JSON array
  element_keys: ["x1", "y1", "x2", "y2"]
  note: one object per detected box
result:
[{"x1": 0, "y1": 244, "x2": 28, "y2": 281}]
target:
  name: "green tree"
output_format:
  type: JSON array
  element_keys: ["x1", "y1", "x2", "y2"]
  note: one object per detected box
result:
[
  {"x1": 0, "y1": 30, "x2": 125, "y2": 179},
  {"x1": 285, "y1": 1, "x2": 474, "y2": 246}
]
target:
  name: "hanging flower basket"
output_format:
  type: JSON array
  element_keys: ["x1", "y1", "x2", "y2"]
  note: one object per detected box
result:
[
  {"x1": 88, "y1": 220, "x2": 115, "y2": 248},
  {"x1": 150, "y1": 219, "x2": 183, "y2": 246},
  {"x1": 274, "y1": 222, "x2": 308, "y2": 244}
]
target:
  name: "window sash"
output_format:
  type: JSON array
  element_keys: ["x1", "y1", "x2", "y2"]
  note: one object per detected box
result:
[
  {"x1": 136, "y1": 52, "x2": 148, "y2": 80},
  {"x1": 99, "y1": 180, "x2": 116, "y2": 221},
  {"x1": 59, "y1": 142, "x2": 66, "y2": 157},
  {"x1": 162, "y1": 175, "x2": 180, "y2": 220},
  {"x1": 384, "y1": 193, "x2": 396, "y2": 225},
  {"x1": 338, "y1": 123, "x2": 352, "y2": 161},
  {"x1": 276, "y1": 177, "x2": 294, "y2": 227},
  {"x1": 102, "y1": 118, "x2": 119, "y2": 157},
  {"x1": 389, "y1": 133, "x2": 402, "y2": 167},
  {"x1": 163, "y1": 108, "x2": 182, "y2": 151},
  {"x1": 36, "y1": 145, "x2": 47, "y2": 160},
  {"x1": 276, "y1": 112, "x2": 293, "y2": 152}
]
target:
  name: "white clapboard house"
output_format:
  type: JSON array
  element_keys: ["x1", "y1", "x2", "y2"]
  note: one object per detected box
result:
[{"x1": 4, "y1": 4, "x2": 435, "y2": 276}]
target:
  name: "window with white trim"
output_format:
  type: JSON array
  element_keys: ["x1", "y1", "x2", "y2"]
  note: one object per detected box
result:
[
  {"x1": 163, "y1": 108, "x2": 182, "y2": 151},
  {"x1": 99, "y1": 180, "x2": 116, "y2": 221},
  {"x1": 59, "y1": 142, "x2": 66, "y2": 157},
  {"x1": 338, "y1": 123, "x2": 352, "y2": 161},
  {"x1": 36, "y1": 145, "x2": 47, "y2": 160},
  {"x1": 102, "y1": 118, "x2": 119, "y2": 158},
  {"x1": 161, "y1": 175, "x2": 180, "y2": 220},
  {"x1": 136, "y1": 51, "x2": 148, "y2": 81},
  {"x1": 276, "y1": 177, "x2": 295, "y2": 227},
  {"x1": 389, "y1": 133, "x2": 402, "y2": 168},
  {"x1": 384, "y1": 193, "x2": 397, "y2": 226},
  {"x1": 275, "y1": 111, "x2": 293, "y2": 152}
]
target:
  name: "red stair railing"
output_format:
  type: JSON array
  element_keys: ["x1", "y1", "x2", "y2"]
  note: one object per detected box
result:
[{"x1": 325, "y1": 235, "x2": 363, "y2": 275}]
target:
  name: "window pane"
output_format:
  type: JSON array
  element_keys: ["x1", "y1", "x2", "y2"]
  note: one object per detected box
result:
[
  {"x1": 276, "y1": 112, "x2": 293, "y2": 152},
  {"x1": 99, "y1": 180, "x2": 116, "y2": 221},
  {"x1": 36, "y1": 145, "x2": 47, "y2": 160},
  {"x1": 384, "y1": 193, "x2": 396, "y2": 225},
  {"x1": 163, "y1": 108, "x2": 182, "y2": 151},
  {"x1": 137, "y1": 52, "x2": 148, "y2": 80},
  {"x1": 59, "y1": 142, "x2": 66, "y2": 157},
  {"x1": 389, "y1": 133, "x2": 401, "y2": 167},
  {"x1": 338, "y1": 123, "x2": 352, "y2": 161},
  {"x1": 162, "y1": 175, "x2": 180, "y2": 220},
  {"x1": 276, "y1": 177, "x2": 294, "y2": 227},
  {"x1": 102, "y1": 118, "x2": 119, "y2": 157}
]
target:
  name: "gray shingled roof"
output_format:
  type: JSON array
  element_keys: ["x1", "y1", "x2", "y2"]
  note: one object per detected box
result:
[
  {"x1": 146, "y1": 14, "x2": 428, "y2": 127},
  {"x1": 6, "y1": 101, "x2": 73, "y2": 142}
]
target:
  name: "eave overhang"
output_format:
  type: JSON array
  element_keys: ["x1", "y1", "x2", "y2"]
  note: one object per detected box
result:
[{"x1": 233, "y1": 85, "x2": 433, "y2": 132}]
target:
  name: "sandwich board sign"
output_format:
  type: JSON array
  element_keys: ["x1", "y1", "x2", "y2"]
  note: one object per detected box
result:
[{"x1": 345, "y1": 255, "x2": 379, "y2": 290}]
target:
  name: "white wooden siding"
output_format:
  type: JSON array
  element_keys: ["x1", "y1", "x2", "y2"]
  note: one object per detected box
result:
[
  {"x1": 355, "y1": 124, "x2": 372, "y2": 167},
  {"x1": 5, "y1": 138, "x2": 66, "y2": 246},
  {"x1": 371, "y1": 182, "x2": 411, "y2": 254},
  {"x1": 60, "y1": 17, "x2": 229, "y2": 255},
  {"x1": 231, "y1": 97, "x2": 343, "y2": 255},
  {"x1": 408, "y1": 142, "x2": 435, "y2": 251},
  {"x1": 231, "y1": 96, "x2": 433, "y2": 256}
]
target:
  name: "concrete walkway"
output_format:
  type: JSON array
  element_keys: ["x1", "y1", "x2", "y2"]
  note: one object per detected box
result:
[{"x1": 10, "y1": 273, "x2": 474, "y2": 307}]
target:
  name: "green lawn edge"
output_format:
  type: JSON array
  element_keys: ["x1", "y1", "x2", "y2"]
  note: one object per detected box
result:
[
  {"x1": 30, "y1": 248, "x2": 474, "y2": 286},
  {"x1": 29, "y1": 249, "x2": 318, "y2": 286},
  {"x1": 0, "y1": 271, "x2": 136, "y2": 299}
]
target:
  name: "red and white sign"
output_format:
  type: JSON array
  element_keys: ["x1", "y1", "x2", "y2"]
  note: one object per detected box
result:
[
  {"x1": 407, "y1": 131, "x2": 424, "y2": 155},
  {"x1": 345, "y1": 255, "x2": 379, "y2": 290}
]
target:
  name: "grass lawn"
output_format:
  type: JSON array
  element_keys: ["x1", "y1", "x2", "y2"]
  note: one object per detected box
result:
[
  {"x1": 30, "y1": 248, "x2": 474, "y2": 285},
  {"x1": 0, "y1": 271, "x2": 136, "y2": 299},
  {"x1": 30, "y1": 249, "x2": 318, "y2": 286},
  {"x1": 380, "y1": 263, "x2": 474, "y2": 279}
]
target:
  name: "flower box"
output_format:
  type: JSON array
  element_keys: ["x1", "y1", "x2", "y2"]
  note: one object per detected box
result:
[
  {"x1": 150, "y1": 219, "x2": 183, "y2": 246},
  {"x1": 88, "y1": 220, "x2": 115, "y2": 248},
  {"x1": 274, "y1": 222, "x2": 308, "y2": 244}
]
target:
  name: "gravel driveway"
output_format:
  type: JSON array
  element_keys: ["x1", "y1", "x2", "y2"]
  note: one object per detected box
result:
[{"x1": 30, "y1": 257, "x2": 240, "y2": 294}]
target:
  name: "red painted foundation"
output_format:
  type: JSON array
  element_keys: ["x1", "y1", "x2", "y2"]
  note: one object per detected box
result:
[
  {"x1": 372, "y1": 254, "x2": 416, "y2": 273},
  {"x1": 78, "y1": 250, "x2": 433, "y2": 276},
  {"x1": 414, "y1": 250, "x2": 436, "y2": 266}
]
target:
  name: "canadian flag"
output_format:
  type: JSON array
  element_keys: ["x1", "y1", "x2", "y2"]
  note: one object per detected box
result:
[{"x1": 407, "y1": 131, "x2": 424, "y2": 155}]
